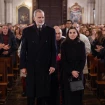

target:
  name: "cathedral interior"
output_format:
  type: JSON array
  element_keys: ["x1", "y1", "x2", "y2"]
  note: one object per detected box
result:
[{"x1": 0, "y1": 0, "x2": 105, "y2": 105}]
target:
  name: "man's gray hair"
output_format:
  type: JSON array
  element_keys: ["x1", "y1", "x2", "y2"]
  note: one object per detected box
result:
[{"x1": 33, "y1": 9, "x2": 44, "y2": 17}]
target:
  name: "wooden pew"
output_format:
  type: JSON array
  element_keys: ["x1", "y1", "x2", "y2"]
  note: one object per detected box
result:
[
  {"x1": 87, "y1": 54, "x2": 98, "y2": 90},
  {"x1": 96, "y1": 60, "x2": 105, "y2": 102},
  {"x1": 0, "y1": 57, "x2": 14, "y2": 89},
  {"x1": 0, "y1": 60, "x2": 7, "y2": 82},
  {"x1": 0, "y1": 60, "x2": 8, "y2": 102}
]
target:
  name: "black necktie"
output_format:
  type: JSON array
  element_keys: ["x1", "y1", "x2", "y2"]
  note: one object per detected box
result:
[
  {"x1": 38, "y1": 27, "x2": 42, "y2": 35},
  {"x1": 39, "y1": 27, "x2": 42, "y2": 31},
  {"x1": 38, "y1": 27, "x2": 42, "y2": 40}
]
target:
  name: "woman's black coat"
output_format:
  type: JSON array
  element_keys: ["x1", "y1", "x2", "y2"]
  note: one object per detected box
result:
[
  {"x1": 61, "y1": 39, "x2": 86, "y2": 105},
  {"x1": 20, "y1": 24, "x2": 57, "y2": 98}
]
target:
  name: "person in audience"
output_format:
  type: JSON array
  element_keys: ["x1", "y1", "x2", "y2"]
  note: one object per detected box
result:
[
  {"x1": 73, "y1": 23, "x2": 91, "y2": 75},
  {"x1": 50, "y1": 27, "x2": 65, "y2": 105},
  {"x1": 62, "y1": 20, "x2": 73, "y2": 36},
  {"x1": 7, "y1": 23, "x2": 14, "y2": 34},
  {"x1": 91, "y1": 31, "x2": 105, "y2": 58},
  {"x1": 80, "y1": 26, "x2": 87, "y2": 35},
  {"x1": 88, "y1": 28, "x2": 97, "y2": 44},
  {"x1": 14, "y1": 27, "x2": 22, "y2": 48},
  {"x1": 85, "y1": 29, "x2": 91, "y2": 37},
  {"x1": 20, "y1": 9, "x2": 56, "y2": 105},
  {"x1": 61, "y1": 27, "x2": 86, "y2": 105},
  {"x1": 0, "y1": 24, "x2": 17, "y2": 57}
]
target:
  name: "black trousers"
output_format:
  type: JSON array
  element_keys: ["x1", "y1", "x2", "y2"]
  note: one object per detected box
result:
[{"x1": 27, "y1": 97, "x2": 50, "y2": 105}]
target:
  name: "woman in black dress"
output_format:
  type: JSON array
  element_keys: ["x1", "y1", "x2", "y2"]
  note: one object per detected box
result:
[{"x1": 61, "y1": 27, "x2": 86, "y2": 105}]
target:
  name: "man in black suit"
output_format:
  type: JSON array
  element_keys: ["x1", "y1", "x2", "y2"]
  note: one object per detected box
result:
[
  {"x1": 62, "y1": 20, "x2": 73, "y2": 36},
  {"x1": 20, "y1": 9, "x2": 57, "y2": 105}
]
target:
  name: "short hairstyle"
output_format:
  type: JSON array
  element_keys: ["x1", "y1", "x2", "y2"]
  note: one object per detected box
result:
[
  {"x1": 65, "y1": 20, "x2": 73, "y2": 24},
  {"x1": 2, "y1": 24, "x2": 8, "y2": 27},
  {"x1": 33, "y1": 9, "x2": 44, "y2": 17}
]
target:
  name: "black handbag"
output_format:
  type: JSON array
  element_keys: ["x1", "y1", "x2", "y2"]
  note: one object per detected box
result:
[{"x1": 68, "y1": 76, "x2": 84, "y2": 92}]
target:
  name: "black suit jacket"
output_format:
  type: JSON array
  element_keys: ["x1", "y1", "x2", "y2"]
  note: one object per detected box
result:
[{"x1": 20, "y1": 24, "x2": 57, "y2": 97}]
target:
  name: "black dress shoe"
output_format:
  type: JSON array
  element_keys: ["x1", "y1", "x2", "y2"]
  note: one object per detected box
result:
[{"x1": 21, "y1": 92, "x2": 26, "y2": 97}]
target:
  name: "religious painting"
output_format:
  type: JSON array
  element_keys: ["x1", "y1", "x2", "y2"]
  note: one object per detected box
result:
[
  {"x1": 69, "y1": 3, "x2": 83, "y2": 24},
  {"x1": 18, "y1": 6, "x2": 30, "y2": 24}
]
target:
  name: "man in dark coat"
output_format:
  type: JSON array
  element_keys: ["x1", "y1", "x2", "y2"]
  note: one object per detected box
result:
[
  {"x1": 20, "y1": 9, "x2": 57, "y2": 105},
  {"x1": 62, "y1": 20, "x2": 73, "y2": 37}
]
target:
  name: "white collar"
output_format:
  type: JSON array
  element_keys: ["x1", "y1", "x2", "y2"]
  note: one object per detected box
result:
[{"x1": 37, "y1": 25, "x2": 42, "y2": 28}]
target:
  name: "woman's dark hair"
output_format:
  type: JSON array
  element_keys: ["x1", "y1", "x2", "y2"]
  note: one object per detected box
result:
[
  {"x1": 14, "y1": 27, "x2": 21, "y2": 35},
  {"x1": 65, "y1": 27, "x2": 80, "y2": 41},
  {"x1": 96, "y1": 30, "x2": 105, "y2": 44}
]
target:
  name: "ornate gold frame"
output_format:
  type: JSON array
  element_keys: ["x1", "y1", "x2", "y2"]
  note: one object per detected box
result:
[
  {"x1": 69, "y1": 3, "x2": 84, "y2": 23},
  {"x1": 16, "y1": 2, "x2": 31, "y2": 24}
]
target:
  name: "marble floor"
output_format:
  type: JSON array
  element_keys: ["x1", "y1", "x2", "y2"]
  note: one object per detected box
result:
[{"x1": 0, "y1": 78, "x2": 104, "y2": 105}]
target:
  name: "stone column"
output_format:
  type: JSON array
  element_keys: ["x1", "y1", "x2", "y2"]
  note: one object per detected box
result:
[
  {"x1": 95, "y1": 0, "x2": 101, "y2": 24},
  {"x1": 87, "y1": 0, "x2": 95, "y2": 24},
  {"x1": 5, "y1": 0, "x2": 13, "y2": 24},
  {"x1": 0, "y1": 0, "x2": 5, "y2": 24},
  {"x1": 101, "y1": 0, "x2": 105, "y2": 24},
  {"x1": 95, "y1": 0, "x2": 105, "y2": 24}
]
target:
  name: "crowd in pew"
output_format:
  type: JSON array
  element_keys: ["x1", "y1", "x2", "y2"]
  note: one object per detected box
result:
[
  {"x1": 0, "y1": 22, "x2": 105, "y2": 62},
  {"x1": 57, "y1": 22, "x2": 105, "y2": 63},
  {"x1": 0, "y1": 21, "x2": 105, "y2": 104}
]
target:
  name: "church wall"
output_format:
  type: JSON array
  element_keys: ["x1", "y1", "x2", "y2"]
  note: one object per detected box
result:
[{"x1": 95, "y1": 0, "x2": 105, "y2": 25}]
